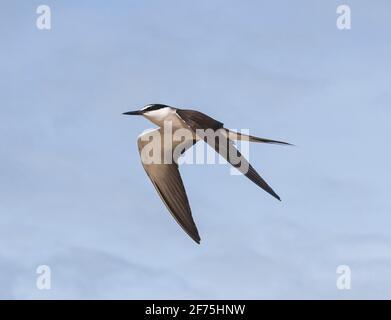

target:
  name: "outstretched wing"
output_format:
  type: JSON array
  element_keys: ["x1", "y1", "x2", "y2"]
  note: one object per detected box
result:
[
  {"x1": 177, "y1": 109, "x2": 281, "y2": 200},
  {"x1": 137, "y1": 128, "x2": 201, "y2": 244},
  {"x1": 177, "y1": 109, "x2": 224, "y2": 131},
  {"x1": 213, "y1": 131, "x2": 281, "y2": 201}
]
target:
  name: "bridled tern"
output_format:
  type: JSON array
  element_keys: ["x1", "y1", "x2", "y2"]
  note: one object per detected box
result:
[{"x1": 123, "y1": 104, "x2": 291, "y2": 244}]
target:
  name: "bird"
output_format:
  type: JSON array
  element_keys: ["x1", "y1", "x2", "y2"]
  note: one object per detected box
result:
[{"x1": 123, "y1": 104, "x2": 291, "y2": 244}]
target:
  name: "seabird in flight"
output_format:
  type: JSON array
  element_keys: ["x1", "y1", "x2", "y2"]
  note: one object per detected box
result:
[{"x1": 123, "y1": 104, "x2": 291, "y2": 244}]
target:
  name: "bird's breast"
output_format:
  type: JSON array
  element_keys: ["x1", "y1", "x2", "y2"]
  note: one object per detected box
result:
[{"x1": 147, "y1": 111, "x2": 189, "y2": 130}]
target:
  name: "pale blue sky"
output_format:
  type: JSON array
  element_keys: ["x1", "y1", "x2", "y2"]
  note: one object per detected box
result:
[{"x1": 1, "y1": 0, "x2": 391, "y2": 299}]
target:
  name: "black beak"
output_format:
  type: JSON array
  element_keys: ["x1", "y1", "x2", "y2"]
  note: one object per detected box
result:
[{"x1": 122, "y1": 110, "x2": 142, "y2": 116}]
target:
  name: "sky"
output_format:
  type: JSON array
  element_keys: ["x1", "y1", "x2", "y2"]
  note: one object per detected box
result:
[{"x1": 0, "y1": 0, "x2": 391, "y2": 299}]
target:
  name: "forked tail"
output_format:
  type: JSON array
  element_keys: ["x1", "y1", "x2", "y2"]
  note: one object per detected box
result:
[{"x1": 225, "y1": 129, "x2": 293, "y2": 146}]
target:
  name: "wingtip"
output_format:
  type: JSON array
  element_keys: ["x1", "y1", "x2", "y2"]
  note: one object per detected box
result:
[
  {"x1": 192, "y1": 233, "x2": 201, "y2": 244},
  {"x1": 268, "y1": 190, "x2": 281, "y2": 201}
]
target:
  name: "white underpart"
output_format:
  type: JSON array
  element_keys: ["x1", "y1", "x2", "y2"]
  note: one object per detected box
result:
[{"x1": 143, "y1": 107, "x2": 188, "y2": 130}]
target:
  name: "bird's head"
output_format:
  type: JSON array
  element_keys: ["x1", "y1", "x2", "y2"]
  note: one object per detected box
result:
[{"x1": 123, "y1": 104, "x2": 174, "y2": 125}]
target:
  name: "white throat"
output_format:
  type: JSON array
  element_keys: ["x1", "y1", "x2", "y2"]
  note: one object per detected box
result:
[{"x1": 143, "y1": 107, "x2": 184, "y2": 129}]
